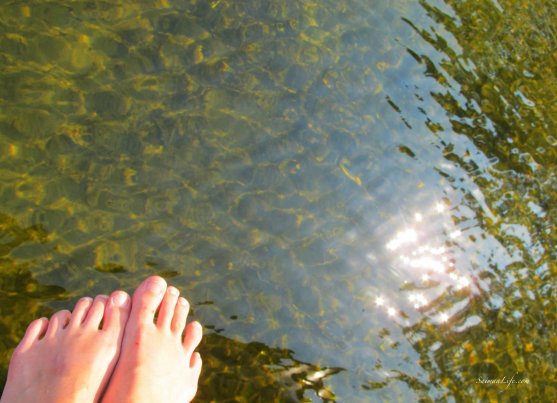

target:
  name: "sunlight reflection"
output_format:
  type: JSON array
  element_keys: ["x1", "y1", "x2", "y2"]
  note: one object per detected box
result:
[
  {"x1": 455, "y1": 276, "x2": 470, "y2": 290},
  {"x1": 408, "y1": 293, "x2": 428, "y2": 309},
  {"x1": 449, "y1": 230, "x2": 462, "y2": 239},
  {"x1": 373, "y1": 199, "x2": 473, "y2": 325},
  {"x1": 386, "y1": 229, "x2": 417, "y2": 251},
  {"x1": 435, "y1": 202, "x2": 446, "y2": 213}
]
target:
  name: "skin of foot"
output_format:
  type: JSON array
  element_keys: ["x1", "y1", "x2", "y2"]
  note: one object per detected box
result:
[
  {"x1": 1, "y1": 291, "x2": 131, "y2": 403},
  {"x1": 101, "y1": 276, "x2": 203, "y2": 403}
]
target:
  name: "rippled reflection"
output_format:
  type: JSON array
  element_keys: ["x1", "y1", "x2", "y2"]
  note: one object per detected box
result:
[
  {"x1": 387, "y1": 0, "x2": 556, "y2": 399},
  {"x1": 375, "y1": 199, "x2": 473, "y2": 329}
]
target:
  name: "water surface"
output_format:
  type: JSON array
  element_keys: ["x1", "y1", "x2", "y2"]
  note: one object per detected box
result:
[{"x1": 1, "y1": 0, "x2": 555, "y2": 401}]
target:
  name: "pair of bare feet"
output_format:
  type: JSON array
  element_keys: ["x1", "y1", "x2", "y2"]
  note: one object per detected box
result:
[{"x1": 0, "y1": 276, "x2": 202, "y2": 403}]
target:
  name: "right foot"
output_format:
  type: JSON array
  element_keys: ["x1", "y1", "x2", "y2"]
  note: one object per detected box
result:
[{"x1": 102, "y1": 276, "x2": 203, "y2": 403}]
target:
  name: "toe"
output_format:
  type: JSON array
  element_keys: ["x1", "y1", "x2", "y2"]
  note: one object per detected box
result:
[
  {"x1": 45, "y1": 310, "x2": 71, "y2": 338},
  {"x1": 83, "y1": 295, "x2": 108, "y2": 329},
  {"x1": 69, "y1": 297, "x2": 93, "y2": 327},
  {"x1": 190, "y1": 352, "x2": 202, "y2": 373},
  {"x1": 101, "y1": 291, "x2": 131, "y2": 334},
  {"x1": 157, "y1": 286, "x2": 180, "y2": 329},
  {"x1": 182, "y1": 321, "x2": 202, "y2": 357},
  {"x1": 171, "y1": 297, "x2": 189, "y2": 335},
  {"x1": 16, "y1": 317, "x2": 49, "y2": 352},
  {"x1": 129, "y1": 276, "x2": 167, "y2": 326}
]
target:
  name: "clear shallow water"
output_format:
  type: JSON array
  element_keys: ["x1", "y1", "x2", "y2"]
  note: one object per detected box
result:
[{"x1": 1, "y1": 0, "x2": 555, "y2": 401}]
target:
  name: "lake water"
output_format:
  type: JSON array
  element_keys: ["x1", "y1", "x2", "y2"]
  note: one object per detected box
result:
[{"x1": 1, "y1": 0, "x2": 555, "y2": 401}]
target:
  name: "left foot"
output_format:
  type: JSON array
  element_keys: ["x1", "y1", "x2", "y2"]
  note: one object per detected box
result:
[{"x1": 0, "y1": 291, "x2": 131, "y2": 403}]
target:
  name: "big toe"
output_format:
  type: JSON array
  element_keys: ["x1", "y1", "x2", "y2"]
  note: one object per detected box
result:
[{"x1": 129, "y1": 276, "x2": 167, "y2": 327}]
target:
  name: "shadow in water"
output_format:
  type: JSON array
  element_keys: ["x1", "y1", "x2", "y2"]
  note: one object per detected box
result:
[
  {"x1": 198, "y1": 332, "x2": 343, "y2": 402},
  {"x1": 0, "y1": 213, "x2": 65, "y2": 387}
]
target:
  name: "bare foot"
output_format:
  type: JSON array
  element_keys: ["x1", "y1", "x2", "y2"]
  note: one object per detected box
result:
[
  {"x1": 102, "y1": 276, "x2": 203, "y2": 403},
  {"x1": 1, "y1": 291, "x2": 131, "y2": 403}
]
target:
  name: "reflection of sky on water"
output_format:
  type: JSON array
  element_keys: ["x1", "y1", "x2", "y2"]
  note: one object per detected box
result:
[{"x1": 189, "y1": 0, "x2": 552, "y2": 393}]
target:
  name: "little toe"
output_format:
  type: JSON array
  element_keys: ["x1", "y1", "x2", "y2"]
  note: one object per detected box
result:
[
  {"x1": 83, "y1": 295, "x2": 109, "y2": 329},
  {"x1": 156, "y1": 286, "x2": 180, "y2": 329},
  {"x1": 182, "y1": 321, "x2": 203, "y2": 357},
  {"x1": 45, "y1": 310, "x2": 71, "y2": 338},
  {"x1": 129, "y1": 276, "x2": 167, "y2": 327},
  {"x1": 190, "y1": 352, "x2": 202, "y2": 374},
  {"x1": 16, "y1": 317, "x2": 49, "y2": 352},
  {"x1": 171, "y1": 297, "x2": 189, "y2": 335},
  {"x1": 102, "y1": 291, "x2": 131, "y2": 334},
  {"x1": 69, "y1": 297, "x2": 93, "y2": 327}
]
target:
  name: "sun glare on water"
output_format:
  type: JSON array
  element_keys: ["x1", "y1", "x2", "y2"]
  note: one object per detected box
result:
[{"x1": 373, "y1": 200, "x2": 472, "y2": 325}]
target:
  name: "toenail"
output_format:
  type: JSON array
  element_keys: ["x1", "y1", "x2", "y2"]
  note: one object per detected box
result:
[
  {"x1": 168, "y1": 287, "x2": 179, "y2": 296},
  {"x1": 112, "y1": 292, "x2": 129, "y2": 307},
  {"x1": 144, "y1": 278, "x2": 165, "y2": 295}
]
